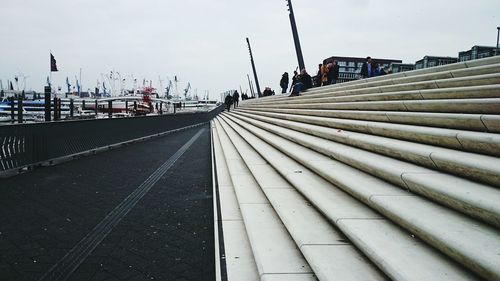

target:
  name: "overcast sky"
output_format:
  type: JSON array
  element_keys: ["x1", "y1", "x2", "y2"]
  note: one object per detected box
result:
[{"x1": 1, "y1": 0, "x2": 499, "y2": 100}]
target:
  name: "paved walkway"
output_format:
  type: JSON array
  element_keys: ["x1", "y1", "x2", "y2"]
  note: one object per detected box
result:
[{"x1": 0, "y1": 125, "x2": 214, "y2": 281}]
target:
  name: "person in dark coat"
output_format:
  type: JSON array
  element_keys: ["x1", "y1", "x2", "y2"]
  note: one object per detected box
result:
[
  {"x1": 315, "y1": 64, "x2": 323, "y2": 87},
  {"x1": 327, "y1": 60, "x2": 340, "y2": 84},
  {"x1": 360, "y1": 56, "x2": 375, "y2": 79},
  {"x1": 232, "y1": 90, "x2": 240, "y2": 108},
  {"x1": 224, "y1": 94, "x2": 233, "y2": 112},
  {"x1": 290, "y1": 70, "x2": 299, "y2": 92},
  {"x1": 280, "y1": 72, "x2": 289, "y2": 94},
  {"x1": 289, "y1": 69, "x2": 312, "y2": 96}
]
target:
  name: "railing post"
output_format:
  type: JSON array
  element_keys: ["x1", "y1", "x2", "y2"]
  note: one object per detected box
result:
[
  {"x1": 94, "y1": 100, "x2": 98, "y2": 116},
  {"x1": 70, "y1": 99, "x2": 74, "y2": 117},
  {"x1": 53, "y1": 97, "x2": 58, "y2": 121},
  {"x1": 44, "y1": 86, "x2": 51, "y2": 122},
  {"x1": 17, "y1": 95, "x2": 23, "y2": 124},
  {"x1": 58, "y1": 98, "x2": 62, "y2": 120},
  {"x1": 108, "y1": 100, "x2": 113, "y2": 118},
  {"x1": 125, "y1": 100, "x2": 129, "y2": 114},
  {"x1": 10, "y1": 97, "x2": 15, "y2": 123}
]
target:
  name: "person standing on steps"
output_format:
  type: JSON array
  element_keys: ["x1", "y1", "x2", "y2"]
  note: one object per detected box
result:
[
  {"x1": 360, "y1": 56, "x2": 375, "y2": 79},
  {"x1": 327, "y1": 60, "x2": 340, "y2": 85},
  {"x1": 224, "y1": 93, "x2": 233, "y2": 112},
  {"x1": 290, "y1": 70, "x2": 299, "y2": 92},
  {"x1": 280, "y1": 72, "x2": 289, "y2": 94},
  {"x1": 232, "y1": 90, "x2": 240, "y2": 109}
]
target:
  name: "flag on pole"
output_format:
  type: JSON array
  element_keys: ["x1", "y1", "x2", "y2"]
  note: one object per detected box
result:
[
  {"x1": 50, "y1": 53, "x2": 58, "y2": 72},
  {"x1": 47, "y1": 76, "x2": 51, "y2": 87}
]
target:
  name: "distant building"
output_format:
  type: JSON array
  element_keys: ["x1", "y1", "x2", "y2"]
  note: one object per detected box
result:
[
  {"x1": 323, "y1": 56, "x2": 402, "y2": 83},
  {"x1": 458, "y1": 45, "x2": 500, "y2": 62},
  {"x1": 391, "y1": 63, "x2": 415, "y2": 73},
  {"x1": 415, "y1": 56, "x2": 458, "y2": 70}
]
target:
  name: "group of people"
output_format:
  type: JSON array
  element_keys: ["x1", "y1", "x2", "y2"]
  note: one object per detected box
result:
[
  {"x1": 278, "y1": 56, "x2": 387, "y2": 97},
  {"x1": 277, "y1": 60, "x2": 339, "y2": 97},
  {"x1": 225, "y1": 55, "x2": 388, "y2": 109},
  {"x1": 315, "y1": 60, "x2": 340, "y2": 87},
  {"x1": 224, "y1": 90, "x2": 239, "y2": 111},
  {"x1": 360, "y1": 56, "x2": 387, "y2": 78},
  {"x1": 279, "y1": 69, "x2": 312, "y2": 97}
]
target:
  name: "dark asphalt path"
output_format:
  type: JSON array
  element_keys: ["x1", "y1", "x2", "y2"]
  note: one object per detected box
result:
[{"x1": 0, "y1": 124, "x2": 214, "y2": 281}]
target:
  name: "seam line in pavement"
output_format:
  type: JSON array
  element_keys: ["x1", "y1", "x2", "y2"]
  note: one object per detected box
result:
[{"x1": 38, "y1": 128, "x2": 206, "y2": 281}]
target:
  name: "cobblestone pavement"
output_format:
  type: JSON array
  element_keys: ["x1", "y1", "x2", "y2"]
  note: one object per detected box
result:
[{"x1": 0, "y1": 125, "x2": 214, "y2": 281}]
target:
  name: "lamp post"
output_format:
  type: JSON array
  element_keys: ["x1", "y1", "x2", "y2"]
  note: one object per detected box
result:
[
  {"x1": 496, "y1": 27, "x2": 500, "y2": 56},
  {"x1": 286, "y1": 0, "x2": 305, "y2": 71},
  {"x1": 246, "y1": 37, "x2": 262, "y2": 98}
]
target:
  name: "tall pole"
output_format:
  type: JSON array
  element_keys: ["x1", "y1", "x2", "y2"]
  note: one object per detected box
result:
[
  {"x1": 79, "y1": 68, "x2": 82, "y2": 97},
  {"x1": 247, "y1": 74, "x2": 254, "y2": 97},
  {"x1": 246, "y1": 37, "x2": 262, "y2": 98},
  {"x1": 286, "y1": 0, "x2": 305, "y2": 71},
  {"x1": 496, "y1": 27, "x2": 500, "y2": 56}
]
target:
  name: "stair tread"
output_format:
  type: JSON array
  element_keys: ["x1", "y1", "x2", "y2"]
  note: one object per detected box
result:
[
  {"x1": 255, "y1": 84, "x2": 500, "y2": 106},
  {"x1": 220, "y1": 114, "x2": 480, "y2": 280},
  {"x1": 215, "y1": 119, "x2": 313, "y2": 277},
  {"x1": 222, "y1": 113, "x2": 500, "y2": 280},
  {"x1": 234, "y1": 110, "x2": 500, "y2": 187},
  {"x1": 218, "y1": 116, "x2": 387, "y2": 280},
  {"x1": 217, "y1": 56, "x2": 500, "y2": 280},
  {"x1": 212, "y1": 123, "x2": 259, "y2": 280},
  {"x1": 236, "y1": 108, "x2": 500, "y2": 157},
  {"x1": 229, "y1": 112, "x2": 500, "y2": 226}
]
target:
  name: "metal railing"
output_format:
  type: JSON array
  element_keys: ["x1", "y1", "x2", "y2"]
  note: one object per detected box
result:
[{"x1": 0, "y1": 105, "x2": 224, "y2": 174}]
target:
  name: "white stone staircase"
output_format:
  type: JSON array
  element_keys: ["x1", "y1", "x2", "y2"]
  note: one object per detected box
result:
[{"x1": 212, "y1": 55, "x2": 500, "y2": 281}]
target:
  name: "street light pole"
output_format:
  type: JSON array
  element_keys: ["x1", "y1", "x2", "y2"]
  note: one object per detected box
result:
[
  {"x1": 496, "y1": 27, "x2": 500, "y2": 56},
  {"x1": 286, "y1": 0, "x2": 305, "y2": 71},
  {"x1": 246, "y1": 37, "x2": 262, "y2": 98}
]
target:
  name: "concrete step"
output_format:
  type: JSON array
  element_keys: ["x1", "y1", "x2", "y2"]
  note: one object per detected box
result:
[
  {"x1": 228, "y1": 111, "x2": 500, "y2": 227},
  {"x1": 211, "y1": 121, "x2": 260, "y2": 281},
  {"x1": 249, "y1": 73, "x2": 500, "y2": 104},
  {"x1": 304, "y1": 61, "x2": 500, "y2": 94},
  {"x1": 221, "y1": 113, "x2": 500, "y2": 280},
  {"x1": 217, "y1": 114, "x2": 481, "y2": 281},
  {"x1": 252, "y1": 97, "x2": 500, "y2": 114},
  {"x1": 233, "y1": 110, "x2": 500, "y2": 189},
  {"x1": 213, "y1": 119, "x2": 314, "y2": 280},
  {"x1": 235, "y1": 108, "x2": 500, "y2": 157},
  {"x1": 254, "y1": 84, "x2": 500, "y2": 106},
  {"x1": 238, "y1": 107, "x2": 500, "y2": 133},
  {"x1": 216, "y1": 117, "x2": 386, "y2": 281},
  {"x1": 310, "y1": 63, "x2": 500, "y2": 94},
  {"x1": 324, "y1": 55, "x2": 500, "y2": 90},
  {"x1": 242, "y1": 56, "x2": 500, "y2": 106}
]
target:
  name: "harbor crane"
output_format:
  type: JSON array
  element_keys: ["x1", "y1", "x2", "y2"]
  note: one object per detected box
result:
[{"x1": 183, "y1": 82, "x2": 191, "y2": 100}]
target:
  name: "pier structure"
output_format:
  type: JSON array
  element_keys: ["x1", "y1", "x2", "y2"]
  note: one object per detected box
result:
[
  {"x1": 212, "y1": 55, "x2": 500, "y2": 281},
  {"x1": 1, "y1": 55, "x2": 500, "y2": 280}
]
